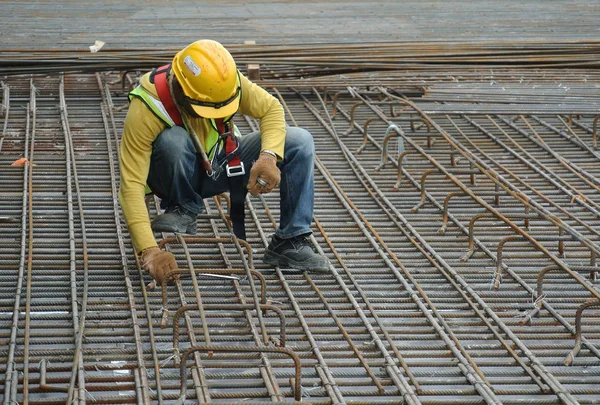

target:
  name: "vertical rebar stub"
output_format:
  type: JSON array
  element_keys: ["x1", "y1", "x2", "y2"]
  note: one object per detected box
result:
[{"x1": 248, "y1": 64, "x2": 261, "y2": 81}]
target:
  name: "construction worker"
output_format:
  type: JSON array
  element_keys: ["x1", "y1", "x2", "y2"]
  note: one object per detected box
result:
[{"x1": 119, "y1": 39, "x2": 329, "y2": 284}]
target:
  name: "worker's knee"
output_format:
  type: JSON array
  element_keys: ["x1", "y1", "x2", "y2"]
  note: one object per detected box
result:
[
  {"x1": 153, "y1": 126, "x2": 194, "y2": 158},
  {"x1": 285, "y1": 127, "x2": 315, "y2": 159}
]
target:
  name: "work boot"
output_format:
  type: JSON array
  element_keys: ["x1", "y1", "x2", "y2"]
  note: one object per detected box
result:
[
  {"x1": 264, "y1": 234, "x2": 329, "y2": 273},
  {"x1": 151, "y1": 206, "x2": 197, "y2": 234}
]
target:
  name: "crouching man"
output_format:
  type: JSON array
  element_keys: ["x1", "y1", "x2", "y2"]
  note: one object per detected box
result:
[{"x1": 118, "y1": 39, "x2": 329, "y2": 284}]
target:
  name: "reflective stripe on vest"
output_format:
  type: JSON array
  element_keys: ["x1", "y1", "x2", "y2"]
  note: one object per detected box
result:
[{"x1": 128, "y1": 86, "x2": 240, "y2": 159}]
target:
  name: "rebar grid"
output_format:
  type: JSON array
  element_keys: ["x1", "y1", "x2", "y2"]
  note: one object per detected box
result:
[{"x1": 0, "y1": 70, "x2": 599, "y2": 405}]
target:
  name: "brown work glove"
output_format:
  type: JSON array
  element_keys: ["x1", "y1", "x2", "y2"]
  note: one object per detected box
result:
[
  {"x1": 247, "y1": 152, "x2": 280, "y2": 196},
  {"x1": 140, "y1": 247, "x2": 177, "y2": 286}
]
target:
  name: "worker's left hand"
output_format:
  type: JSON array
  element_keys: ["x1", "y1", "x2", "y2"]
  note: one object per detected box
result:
[
  {"x1": 247, "y1": 152, "x2": 280, "y2": 196},
  {"x1": 140, "y1": 247, "x2": 178, "y2": 286}
]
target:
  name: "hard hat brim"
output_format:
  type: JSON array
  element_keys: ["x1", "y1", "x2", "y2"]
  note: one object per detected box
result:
[{"x1": 188, "y1": 91, "x2": 241, "y2": 119}]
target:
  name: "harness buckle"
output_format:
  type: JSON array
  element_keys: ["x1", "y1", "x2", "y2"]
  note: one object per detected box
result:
[{"x1": 226, "y1": 162, "x2": 245, "y2": 177}]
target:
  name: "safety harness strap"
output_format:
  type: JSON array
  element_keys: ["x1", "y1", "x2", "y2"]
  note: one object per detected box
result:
[
  {"x1": 151, "y1": 64, "x2": 184, "y2": 127},
  {"x1": 216, "y1": 119, "x2": 247, "y2": 240}
]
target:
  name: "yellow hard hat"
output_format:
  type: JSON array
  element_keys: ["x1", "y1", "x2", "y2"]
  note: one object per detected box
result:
[{"x1": 172, "y1": 40, "x2": 241, "y2": 118}]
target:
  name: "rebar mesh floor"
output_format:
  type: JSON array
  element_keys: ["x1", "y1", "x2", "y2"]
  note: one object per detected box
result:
[{"x1": 1, "y1": 68, "x2": 600, "y2": 405}]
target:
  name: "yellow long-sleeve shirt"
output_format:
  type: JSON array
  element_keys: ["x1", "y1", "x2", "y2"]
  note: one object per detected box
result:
[{"x1": 118, "y1": 71, "x2": 285, "y2": 252}]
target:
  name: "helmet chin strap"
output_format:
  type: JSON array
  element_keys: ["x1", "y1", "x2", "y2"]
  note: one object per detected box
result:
[{"x1": 167, "y1": 72, "x2": 213, "y2": 175}]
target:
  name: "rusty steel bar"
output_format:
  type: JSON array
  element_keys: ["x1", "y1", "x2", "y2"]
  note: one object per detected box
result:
[
  {"x1": 99, "y1": 97, "x2": 151, "y2": 404},
  {"x1": 328, "y1": 89, "x2": 345, "y2": 118},
  {"x1": 176, "y1": 345, "x2": 302, "y2": 404},
  {"x1": 172, "y1": 304, "x2": 287, "y2": 354},
  {"x1": 410, "y1": 168, "x2": 479, "y2": 214},
  {"x1": 159, "y1": 268, "x2": 265, "y2": 328},
  {"x1": 494, "y1": 234, "x2": 574, "y2": 290},
  {"x1": 134, "y1": 369, "x2": 144, "y2": 405},
  {"x1": 59, "y1": 75, "x2": 88, "y2": 404},
  {"x1": 131, "y1": 214, "x2": 167, "y2": 400},
  {"x1": 159, "y1": 267, "x2": 239, "y2": 328},
  {"x1": 462, "y1": 213, "x2": 499, "y2": 262},
  {"x1": 204, "y1": 198, "x2": 284, "y2": 401},
  {"x1": 159, "y1": 234, "x2": 269, "y2": 345},
  {"x1": 564, "y1": 299, "x2": 600, "y2": 366},
  {"x1": 22, "y1": 78, "x2": 36, "y2": 405},
  {"x1": 527, "y1": 265, "x2": 600, "y2": 363},
  {"x1": 411, "y1": 169, "x2": 439, "y2": 213},
  {"x1": 38, "y1": 359, "x2": 69, "y2": 393},
  {"x1": 356, "y1": 117, "x2": 380, "y2": 154},
  {"x1": 538, "y1": 265, "x2": 600, "y2": 300},
  {"x1": 342, "y1": 101, "x2": 365, "y2": 136},
  {"x1": 461, "y1": 211, "x2": 537, "y2": 262},
  {"x1": 0, "y1": 81, "x2": 8, "y2": 151},
  {"x1": 150, "y1": 196, "x2": 210, "y2": 402},
  {"x1": 96, "y1": 73, "x2": 122, "y2": 162},
  {"x1": 394, "y1": 151, "x2": 415, "y2": 190},
  {"x1": 592, "y1": 115, "x2": 600, "y2": 150},
  {"x1": 438, "y1": 191, "x2": 467, "y2": 234},
  {"x1": 304, "y1": 274, "x2": 386, "y2": 394},
  {"x1": 2, "y1": 95, "x2": 29, "y2": 405},
  {"x1": 176, "y1": 233, "x2": 216, "y2": 347}
]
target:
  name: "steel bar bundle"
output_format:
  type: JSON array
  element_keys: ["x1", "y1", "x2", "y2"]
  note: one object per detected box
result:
[{"x1": 1, "y1": 40, "x2": 600, "y2": 76}]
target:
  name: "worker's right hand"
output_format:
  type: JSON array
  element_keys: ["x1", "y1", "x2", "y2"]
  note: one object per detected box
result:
[
  {"x1": 247, "y1": 152, "x2": 280, "y2": 196},
  {"x1": 140, "y1": 247, "x2": 177, "y2": 285}
]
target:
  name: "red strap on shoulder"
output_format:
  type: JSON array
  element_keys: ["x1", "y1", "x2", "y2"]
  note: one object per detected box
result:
[
  {"x1": 218, "y1": 119, "x2": 241, "y2": 167},
  {"x1": 215, "y1": 118, "x2": 225, "y2": 134},
  {"x1": 153, "y1": 64, "x2": 183, "y2": 127}
]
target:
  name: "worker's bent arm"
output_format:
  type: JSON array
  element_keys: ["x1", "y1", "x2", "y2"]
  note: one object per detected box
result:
[
  {"x1": 238, "y1": 73, "x2": 286, "y2": 160},
  {"x1": 118, "y1": 98, "x2": 165, "y2": 252}
]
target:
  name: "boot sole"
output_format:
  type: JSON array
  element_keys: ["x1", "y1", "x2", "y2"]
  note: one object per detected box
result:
[
  {"x1": 263, "y1": 250, "x2": 330, "y2": 273},
  {"x1": 151, "y1": 223, "x2": 197, "y2": 235}
]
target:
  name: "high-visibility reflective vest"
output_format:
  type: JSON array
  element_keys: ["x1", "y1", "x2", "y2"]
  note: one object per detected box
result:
[{"x1": 128, "y1": 83, "x2": 240, "y2": 159}]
